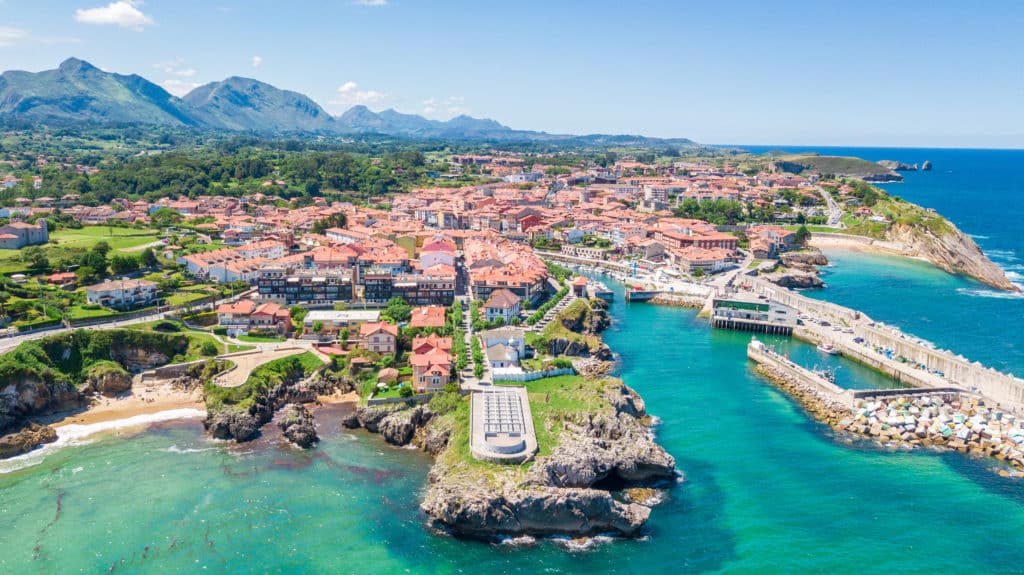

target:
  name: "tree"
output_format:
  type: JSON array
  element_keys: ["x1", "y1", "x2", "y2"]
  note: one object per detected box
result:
[
  {"x1": 140, "y1": 247, "x2": 159, "y2": 268},
  {"x1": 80, "y1": 250, "x2": 108, "y2": 277},
  {"x1": 290, "y1": 305, "x2": 309, "y2": 324},
  {"x1": 311, "y1": 212, "x2": 347, "y2": 234},
  {"x1": 693, "y1": 268, "x2": 705, "y2": 278},
  {"x1": 399, "y1": 385, "x2": 414, "y2": 398},
  {"x1": 110, "y1": 254, "x2": 140, "y2": 274},
  {"x1": 384, "y1": 296, "x2": 412, "y2": 323},
  {"x1": 795, "y1": 225, "x2": 810, "y2": 246},
  {"x1": 76, "y1": 265, "x2": 98, "y2": 284},
  {"x1": 151, "y1": 207, "x2": 183, "y2": 228},
  {"x1": 200, "y1": 341, "x2": 219, "y2": 356},
  {"x1": 21, "y1": 246, "x2": 49, "y2": 272},
  {"x1": 93, "y1": 241, "x2": 112, "y2": 257},
  {"x1": 312, "y1": 320, "x2": 324, "y2": 333}
]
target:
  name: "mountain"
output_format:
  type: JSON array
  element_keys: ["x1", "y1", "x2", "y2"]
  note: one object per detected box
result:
[
  {"x1": 183, "y1": 77, "x2": 334, "y2": 132},
  {"x1": 0, "y1": 58, "x2": 696, "y2": 146},
  {"x1": 0, "y1": 58, "x2": 196, "y2": 126}
]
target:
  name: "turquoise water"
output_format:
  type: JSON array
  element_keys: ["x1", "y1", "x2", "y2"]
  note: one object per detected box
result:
[{"x1": 3, "y1": 148, "x2": 1024, "y2": 573}]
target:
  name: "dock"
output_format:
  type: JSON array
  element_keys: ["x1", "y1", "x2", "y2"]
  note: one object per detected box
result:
[{"x1": 742, "y1": 275, "x2": 1024, "y2": 415}]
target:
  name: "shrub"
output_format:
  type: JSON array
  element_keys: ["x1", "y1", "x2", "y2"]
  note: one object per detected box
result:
[
  {"x1": 153, "y1": 320, "x2": 182, "y2": 333},
  {"x1": 399, "y1": 385, "x2": 414, "y2": 398},
  {"x1": 200, "y1": 341, "x2": 220, "y2": 356},
  {"x1": 212, "y1": 326, "x2": 228, "y2": 336}
]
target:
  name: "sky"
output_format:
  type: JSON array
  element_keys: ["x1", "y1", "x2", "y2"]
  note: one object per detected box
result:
[{"x1": 1, "y1": 0, "x2": 1023, "y2": 148}]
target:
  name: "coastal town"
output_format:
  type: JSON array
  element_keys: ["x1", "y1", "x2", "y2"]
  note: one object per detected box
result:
[{"x1": 2, "y1": 140, "x2": 1024, "y2": 543}]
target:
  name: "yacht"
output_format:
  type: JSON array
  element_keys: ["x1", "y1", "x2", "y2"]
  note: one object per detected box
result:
[{"x1": 816, "y1": 343, "x2": 840, "y2": 355}]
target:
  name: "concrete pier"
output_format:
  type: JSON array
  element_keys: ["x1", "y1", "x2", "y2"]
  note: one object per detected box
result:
[{"x1": 744, "y1": 276, "x2": 1024, "y2": 415}]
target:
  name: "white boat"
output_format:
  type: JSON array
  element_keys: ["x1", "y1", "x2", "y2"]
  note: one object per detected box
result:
[{"x1": 817, "y1": 343, "x2": 840, "y2": 355}]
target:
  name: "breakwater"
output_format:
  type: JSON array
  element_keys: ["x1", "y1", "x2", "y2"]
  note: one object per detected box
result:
[
  {"x1": 749, "y1": 340, "x2": 1024, "y2": 475},
  {"x1": 744, "y1": 276, "x2": 1024, "y2": 413}
]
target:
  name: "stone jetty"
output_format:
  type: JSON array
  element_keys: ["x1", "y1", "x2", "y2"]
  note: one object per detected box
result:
[{"x1": 754, "y1": 362, "x2": 1024, "y2": 476}]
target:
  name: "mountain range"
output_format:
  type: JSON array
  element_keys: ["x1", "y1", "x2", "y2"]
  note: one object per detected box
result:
[{"x1": 0, "y1": 58, "x2": 693, "y2": 145}]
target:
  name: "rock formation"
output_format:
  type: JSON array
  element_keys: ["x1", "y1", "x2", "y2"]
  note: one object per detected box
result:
[
  {"x1": 877, "y1": 160, "x2": 919, "y2": 171},
  {"x1": 760, "y1": 249, "x2": 828, "y2": 289},
  {"x1": 921, "y1": 160, "x2": 933, "y2": 171},
  {"x1": 278, "y1": 403, "x2": 318, "y2": 448},
  {"x1": 0, "y1": 422, "x2": 58, "y2": 458},
  {"x1": 882, "y1": 222, "x2": 1019, "y2": 292}
]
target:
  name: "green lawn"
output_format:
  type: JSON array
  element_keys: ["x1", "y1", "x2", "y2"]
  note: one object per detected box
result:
[
  {"x1": 49, "y1": 227, "x2": 160, "y2": 251},
  {"x1": 165, "y1": 290, "x2": 215, "y2": 306},
  {"x1": 121, "y1": 319, "x2": 227, "y2": 361},
  {"x1": 235, "y1": 334, "x2": 286, "y2": 343},
  {"x1": 66, "y1": 305, "x2": 118, "y2": 320},
  {"x1": 226, "y1": 344, "x2": 257, "y2": 354}
]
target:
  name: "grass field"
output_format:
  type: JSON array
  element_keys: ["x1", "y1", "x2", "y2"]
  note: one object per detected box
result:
[
  {"x1": 234, "y1": 334, "x2": 286, "y2": 343},
  {"x1": 49, "y1": 227, "x2": 160, "y2": 251},
  {"x1": 121, "y1": 319, "x2": 227, "y2": 361}
]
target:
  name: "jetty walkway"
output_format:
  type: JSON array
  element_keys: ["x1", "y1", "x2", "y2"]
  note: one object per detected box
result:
[{"x1": 741, "y1": 276, "x2": 1024, "y2": 415}]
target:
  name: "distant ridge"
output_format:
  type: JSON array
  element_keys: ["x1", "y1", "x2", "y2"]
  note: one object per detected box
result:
[{"x1": 0, "y1": 58, "x2": 695, "y2": 145}]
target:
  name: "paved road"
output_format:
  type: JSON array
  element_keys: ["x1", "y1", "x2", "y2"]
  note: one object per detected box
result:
[{"x1": 817, "y1": 186, "x2": 844, "y2": 227}]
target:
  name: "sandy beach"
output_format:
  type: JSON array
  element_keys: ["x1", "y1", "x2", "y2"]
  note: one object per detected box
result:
[
  {"x1": 809, "y1": 234, "x2": 931, "y2": 262},
  {"x1": 315, "y1": 390, "x2": 359, "y2": 405},
  {"x1": 47, "y1": 381, "x2": 205, "y2": 429}
]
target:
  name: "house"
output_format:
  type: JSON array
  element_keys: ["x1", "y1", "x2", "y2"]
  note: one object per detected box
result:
[
  {"x1": 217, "y1": 299, "x2": 291, "y2": 336},
  {"x1": 479, "y1": 327, "x2": 526, "y2": 368},
  {"x1": 482, "y1": 289, "x2": 520, "y2": 324},
  {"x1": 47, "y1": 272, "x2": 77, "y2": 286},
  {"x1": 410, "y1": 334, "x2": 453, "y2": 393},
  {"x1": 359, "y1": 321, "x2": 398, "y2": 354},
  {"x1": 85, "y1": 278, "x2": 158, "y2": 309},
  {"x1": 0, "y1": 220, "x2": 48, "y2": 249},
  {"x1": 409, "y1": 305, "x2": 447, "y2": 329},
  {"x1": 302, "y1": 310, "x2": 381, "y2": 338}
]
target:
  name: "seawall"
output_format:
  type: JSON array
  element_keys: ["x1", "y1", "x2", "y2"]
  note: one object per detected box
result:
[{"x1": 745, "y1": 276, "x2": 1024, "y2": 414}]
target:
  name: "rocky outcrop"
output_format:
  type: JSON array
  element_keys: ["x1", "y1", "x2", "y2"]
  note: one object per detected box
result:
[
  {"x1": 204, "y1": 368, "x2": 334, "y2": 442},
  {"x1": 877, "y1": 160, "x2": 919, "y2": 171},
  {"x1": 378, "y1": 405, "x2": 433, "y2": 446},
  {"x1": 278, "y1": 403, "x2": 318, "y2": 448},
  {"x1": 79, "y1": 364, "x2": 132, "y2": 396},
  {"x1": 0, "y1": 422, "x2": 58, "y2": 458},
  {"x1": 547, "y1": 338, "x2": 613, "y2": 360},
  {"x1": 110, "y1": 346, "x2": 174, "y2": 373},
  {"x1": 883, "y1": 222, "x2": 1019, "y2": 292},
  {"x1": 762, "y1": 271, "x2": 825, "y2": 289},
  {"x1": 780, "y1": 250, "x2": 829, "y2": 268},
  {"x1": 862, "y1": 172, "x2": 904, "y2": 183},
  {"x1": 421, "y1": 483, "x2": 652, "y2": 538},
  {"x1": 921, "y1": 160, "x2": 933, "y2": 171},
  {"x1": 0, "y1": 378, "x2": 81, "y2": 437}
]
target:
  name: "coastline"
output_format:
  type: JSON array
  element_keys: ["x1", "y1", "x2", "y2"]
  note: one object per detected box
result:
[
  {"x1": 45, "y1": 381, "x2": 205, "y2": 429},
  {"x1": 808, "y1": 234, "x2": 930, "y2": 263}
]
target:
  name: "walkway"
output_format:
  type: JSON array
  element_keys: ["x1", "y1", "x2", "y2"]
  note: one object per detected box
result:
[{"x1": 213, "y1": 348, "x2": 308, "y2": 388}]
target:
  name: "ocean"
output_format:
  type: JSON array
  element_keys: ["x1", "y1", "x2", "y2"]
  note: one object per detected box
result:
[{"x1": 2, "y1": 148, "x2": 1024, "y2": 574}]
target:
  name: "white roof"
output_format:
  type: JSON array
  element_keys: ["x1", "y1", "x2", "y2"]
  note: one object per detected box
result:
[{"x1": 304, "y1": 309, "x2": 380, "y2": 323}]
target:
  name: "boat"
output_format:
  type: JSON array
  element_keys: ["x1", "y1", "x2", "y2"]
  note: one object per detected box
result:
[
  {"x1": 816, "y1": 343, "x2": 840, "y2": 355},
  {"x1": 812, "y1": 366, "x2": 838, "y2": 384}
]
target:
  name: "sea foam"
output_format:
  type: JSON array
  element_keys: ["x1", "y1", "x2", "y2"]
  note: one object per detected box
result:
[{"x1": 0, "y1": 408, "x2": 205, "y2": 474}]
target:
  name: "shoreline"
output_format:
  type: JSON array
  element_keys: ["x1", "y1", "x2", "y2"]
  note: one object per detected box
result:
[
  {"x1": 808, "y1": 235, "x2": 931, "y2": 263},
  {"x1": 45, "y1": 381, "x2": 206, "y2": 429}
]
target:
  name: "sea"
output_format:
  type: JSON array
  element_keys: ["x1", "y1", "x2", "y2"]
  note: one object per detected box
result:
[{"x1": 2, "y1": 147, "x2": 1024, "y2": 574}]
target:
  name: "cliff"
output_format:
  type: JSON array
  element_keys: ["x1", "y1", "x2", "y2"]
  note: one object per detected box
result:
[
  {"x1": 539, "y1": 298, "x2": 614, "y2": 360},
  {"x1": 881, "y1": 222, "x2": 1018, "y2": 291},
  {"x1": 759, "y1": 249, "x2": 828, "y2": 289},
  {"x1": 0, "y1": 329, "x2": 193, "y2": 458}
]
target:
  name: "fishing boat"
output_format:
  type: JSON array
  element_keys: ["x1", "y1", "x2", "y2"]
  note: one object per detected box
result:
[{"x1": 816, "y1": 343, "x2": 840, "y2": 355}]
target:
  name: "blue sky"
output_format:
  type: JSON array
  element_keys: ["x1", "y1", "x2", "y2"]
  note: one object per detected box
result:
[{"x1": 1, "y1": 0, "x2": 1022, "y2": 147}]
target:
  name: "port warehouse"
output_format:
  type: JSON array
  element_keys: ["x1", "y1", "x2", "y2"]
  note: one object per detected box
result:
[{"x1": 737, "y1": 275, "x2": 1024, "y2": 413}]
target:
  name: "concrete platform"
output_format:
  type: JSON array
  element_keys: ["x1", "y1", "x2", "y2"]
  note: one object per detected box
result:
[{"x1": 469, "y1": 386, "x2": 538, "y2": 464}]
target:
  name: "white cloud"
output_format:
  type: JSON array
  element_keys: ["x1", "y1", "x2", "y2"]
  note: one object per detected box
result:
[
  {"x1": 160, "y1": 78, "x2": 201, "y2": 97},
  {"x1": 329, "y1": 81, "x2": 388, "y2": 110},
  {"x1": 0, "y1": 26, "x2": 29, "y2": 47},
  {"x1": 74, "y1": 1, "x2": 154, "y2": 31},
  {"x1": 422, "y1": 96, "x2": 471, "y2": 119},
  {"x1": 251, "y1": 55, "x2": 263, "y2": 68},
  {"x1": 155, "y1": 59, "x2": 195, "y2": 77},
  {"x1": 353, "y1": 0, "x2": 387, "y2": 6}
]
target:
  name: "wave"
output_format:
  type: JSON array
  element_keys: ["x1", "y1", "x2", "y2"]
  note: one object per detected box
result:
[
  {"x1": 160, "y1": 444, "x2": 217, "y2": 454},
  {"x1": 0, "y1": 408, "x2": 205, "y2": 474},
  {"x1": 956, "y1": 287, "x2": 1024, "y2": 300},
  {"x1": 496, "y1": 535, "x2": 537, "y2": 547},
  {"x1": 985, "y1": 249, "x2": 1019, "y2": 262},
  {"x1": 550, "y1": 534, "x2": 617, "y2": 551},
  {"x1": 969, "y1": 234, "x2": 990, "y2": 240}
]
